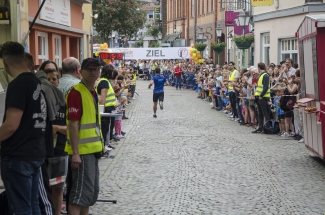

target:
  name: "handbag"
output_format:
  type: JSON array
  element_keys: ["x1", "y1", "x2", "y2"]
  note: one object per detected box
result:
[{"x1": 286, "y1": 99, "x2": 294, "y2": 111}]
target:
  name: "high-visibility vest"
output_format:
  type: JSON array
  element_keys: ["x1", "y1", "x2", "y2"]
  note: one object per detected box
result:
[
  {"x1": 228, "y1": 70, "x2": 237, "y2": 90},
  {"x1": 98, "y1": 78, "x2": 116, "y2": 107},
  {"x1": 131, "y1": 74, "x2": 136, "y2": 86},
  {"x1": 254, "y1": 72, "x2": 270, "y2": 98},
  {"x1": 65, "y1": 83, "x2": 103, "y2": 155}
]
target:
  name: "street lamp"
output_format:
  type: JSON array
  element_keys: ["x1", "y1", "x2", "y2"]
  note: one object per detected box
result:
[
  {"x1": 215, "y1": 25, "x2": 222, "y2": 65},
  {"x1": 198, "y1": 29, "x2": 204, "y2": 41},
  {"x1": 157, "y1": 31, "x2": 162, "y2": 40},
  {"x1": 236, "y1": 9, "x2": 251, "y2": 68}
]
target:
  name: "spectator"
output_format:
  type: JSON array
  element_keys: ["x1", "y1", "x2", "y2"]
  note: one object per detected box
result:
[
  {"x1": 227, "y1": 61, "x2": 240, "y2": 119},
  {"x1": 252, "y1": 62, "x2": 271, "y2": 133},
  {"x1": 58, "y1": 57, "x2": 81, "y2": 96},
  {"x1": 65, "y1": 58, "x2": 103, "y2": 215},
  {"x1": 286, "y1": 58, "x2": 296, "y2": 77},
  {"x1": 0, "y1": 42, "x2": 47, "y2": 214},
  {"x1": 173, "y1": 63, "x2": 183, "y2": 90}
]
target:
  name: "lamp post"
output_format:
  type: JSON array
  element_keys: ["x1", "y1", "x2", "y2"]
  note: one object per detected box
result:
[
  {"x1": 215, "y1": 25, "x2": 222, "y2": 65},
  {"x1": 236, "y1": 9, "x2": 250, "y2": 68},
  {"x1": 157, "y1": 31, "x2": 162, "y2": 40}
]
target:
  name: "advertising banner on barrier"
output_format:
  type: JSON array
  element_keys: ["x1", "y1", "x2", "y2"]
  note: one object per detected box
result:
[{"x1": 97, "y1": 48, "x2": 191, "y2": 60}]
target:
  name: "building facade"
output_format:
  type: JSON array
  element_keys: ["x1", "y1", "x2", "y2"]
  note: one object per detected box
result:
[
  {"x1": 253, "y1": 0, "x2": 325, "y2": 66},
  {"x1": 28, "y1": 0, "x2": 90, "y2": 66}
]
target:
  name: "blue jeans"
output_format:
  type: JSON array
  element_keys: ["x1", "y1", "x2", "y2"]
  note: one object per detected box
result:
[
  {"x1": 1, "y1": 156, "x2": 44, "y2": 215},
  {"x1": 176, "y1": 77, "x2": 182, "y2": 89},
  {"x1": 217, "y1": 95, "x2": 224, "y2": 110}
]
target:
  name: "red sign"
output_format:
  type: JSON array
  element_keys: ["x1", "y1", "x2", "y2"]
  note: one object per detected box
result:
[{"x1": 99, "y1": 53, "x2": 124, "y2": 60}]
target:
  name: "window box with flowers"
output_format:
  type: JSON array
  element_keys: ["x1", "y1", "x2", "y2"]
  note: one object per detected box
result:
[
  {"x1": 194, "y1": 43, "x2": 207, "y2": 51},
  {"x1": 232, "y1": 34, "x2": 254, "y2": 50},
  {"x1": 211, "y1": 42, "x2": 226, "y2": 53}
]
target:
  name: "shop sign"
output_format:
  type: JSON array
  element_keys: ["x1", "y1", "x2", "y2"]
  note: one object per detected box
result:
[
  {"x1": 251, "y1": 0, "x2": 274, "y2": 7},
  {"x1": 39, "y1": 0, "x2": 71, "y2": 26}
]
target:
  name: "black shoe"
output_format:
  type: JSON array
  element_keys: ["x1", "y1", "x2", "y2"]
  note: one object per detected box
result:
[
  {"x1": 121, "y1": 131, "x2": 126, "y2": 135},
  {"x1": 128, "y1": 101, "x2": 131, "y2": 104},
  {"x1": 122, "y1": 116, "x2": 129, "y2": 120},
  {"x1": 153, "y1": 114, "x2": 157, "y2": 118},
  {"x1": 252, "y1": 129, "x2": 262, "y2": 133},
  {"x1": 107, "y1": 144, "x2": 115, "y2": 149}
]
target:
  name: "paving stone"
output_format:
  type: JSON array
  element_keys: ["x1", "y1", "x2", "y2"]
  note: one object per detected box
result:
[{"x1": 89, "y1": 80, "x2": 325, "y2": 215}]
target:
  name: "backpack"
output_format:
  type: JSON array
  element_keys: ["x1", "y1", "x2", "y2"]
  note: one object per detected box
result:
[{"x1": 263, "y1": 120, "x2": 280, "y2": 134}]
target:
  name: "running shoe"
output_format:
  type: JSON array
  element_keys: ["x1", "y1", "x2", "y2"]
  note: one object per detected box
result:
[
  {"x1": 153, "y1": 113, "x2": 157, "y2": 118},
  {"x1": 159, "y1": 102, "x2": 163, "y2": 110},
  {"x1": 281, "y1": 132, "x2": 290, "y2": 137}
]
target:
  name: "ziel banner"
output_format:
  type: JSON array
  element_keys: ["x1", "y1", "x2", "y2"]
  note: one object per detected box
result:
[
  {"x1": 251, "y1": 0, "x2": 274, "y2": 7},
  {"x1": 104, "y1": 48, "x2": 190, "y2": 60}
]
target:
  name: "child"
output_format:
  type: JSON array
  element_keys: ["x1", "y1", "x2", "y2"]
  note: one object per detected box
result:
[
  {"x1": 115, "y1": 96, "x2": 127, "y2": 139},
  {"x1": 272, "y1": 86, "x2": 285, "y2": 135}
]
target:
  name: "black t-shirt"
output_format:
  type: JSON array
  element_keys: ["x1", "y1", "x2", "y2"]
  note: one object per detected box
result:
[
  {"x1": 53, "y1": 105, "x2": 68, "y2": 157},
  {"x1": 1, "y1": 72, "x2": 46, "y2": 161},
  {"x1": 96, "y1": 79, "x2": 109, "y2": 95}
]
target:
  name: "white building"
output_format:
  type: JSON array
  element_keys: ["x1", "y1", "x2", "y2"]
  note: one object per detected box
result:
[{"x1": 252, "y1": 0, "x2": 325, "y2": 66}]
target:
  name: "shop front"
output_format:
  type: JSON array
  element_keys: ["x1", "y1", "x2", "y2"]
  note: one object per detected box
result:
[{"x1": 28, "y1": 0, "x2": 88, "y2": 66}]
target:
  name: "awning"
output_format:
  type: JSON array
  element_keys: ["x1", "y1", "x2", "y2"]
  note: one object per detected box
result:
[{"x1": 161, "y1": 32, "x2": 182, "y2": 43}]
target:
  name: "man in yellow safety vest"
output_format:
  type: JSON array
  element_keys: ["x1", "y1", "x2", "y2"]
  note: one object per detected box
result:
[
  {"x1": 65, "y1": 58, "x2": 103, "y2": 214},
  {"x1": 252, "y1": 62, "x2": 271, "y2": 133},
  {"x1": 227, "y1": 61, "x2": 239, "y2": 119}
]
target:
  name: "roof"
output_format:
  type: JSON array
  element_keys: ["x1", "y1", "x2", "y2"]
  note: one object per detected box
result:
[
  {"x1": 161, "y1": 32, "x2": 182, "y2": 43},
  {"x1": 297, "y1": 14, "x2": 325, "y2": 40}
]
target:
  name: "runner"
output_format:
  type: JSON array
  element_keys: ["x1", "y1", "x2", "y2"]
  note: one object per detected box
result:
[{"x1": 148, "y1": 68, "x2": 169, "y2": 118}]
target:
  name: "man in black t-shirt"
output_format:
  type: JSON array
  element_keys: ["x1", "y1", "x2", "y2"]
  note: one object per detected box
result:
[{"x1": 0, "y1": 42, "x2": 47, "y2": 214}]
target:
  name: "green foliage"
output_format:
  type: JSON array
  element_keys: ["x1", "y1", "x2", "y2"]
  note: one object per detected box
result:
[
  {"x1": 149, "y1": 41, "x2": 160, "y2": 48},
  {"x1": 194, "y1": 43, "x2": 207, "y2": 51},
  {"x1": 232, "y1": 34, "x2": 254, "y2": 43},
  {"x1": 136, "y1": 40, "x2": 143, "y2": 47},
  {"x1": 92, "y1": 0, "x2": 147, "y2": 42},
  {"x1": 211, "y1": 42, "x2": 226, "y2": 49},
  {"x1": 146, "y1": 25, "x2": 161, "y2": 37}
]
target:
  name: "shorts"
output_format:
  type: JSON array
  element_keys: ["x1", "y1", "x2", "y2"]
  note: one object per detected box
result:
[
  {"x1": 277, "y1": 114, "x2": 285, "y2": 120},
  {"x1": 284, "y1": 111, "x2": 294, "y2": 118},
  {"x1": 69, "y1": 154, "x2": 99, "y2": 207},
  {"x1": 48, "y1": 156, "x2": 68, "y2": 188},
  {"x1": 153, "y1": 92, "x2": 164, "y2": 103},
  {"x1": 248, "y1": 100, "x2": 255, "y2": 108},
  {"x1": 243, "y1": 98, "x2": 248, "y2": 106}
]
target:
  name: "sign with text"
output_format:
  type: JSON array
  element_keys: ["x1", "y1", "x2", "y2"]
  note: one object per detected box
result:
[
  {"x1": 251, "y1": 0, "x2": 274, "y2": 7},
  {"x1": 39, "y1": 0, "x2": 71, "y2": 26},
  {"x1": 101, "y1": 48, "x2": 191, "y2": 60},
  {"x1": 99, "y1": 53, "x2": 124, "y2": 60}
]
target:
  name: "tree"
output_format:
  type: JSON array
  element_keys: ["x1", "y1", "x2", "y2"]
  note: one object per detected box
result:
[{"x1": 92, "y1": 0, "x2": 147, "y2": 42}]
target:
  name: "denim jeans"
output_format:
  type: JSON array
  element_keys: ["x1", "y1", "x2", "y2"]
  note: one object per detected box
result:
[
  {"x1": 236, "y1": 100, "x2": 245, "y2": 122},
  {"x1": 217, "y1": 95, "x2": 224, "y2": 110},
  {"x1": 1, "y1": 156, "x2": 44, "y2": 215},
  {"x1": 175, "y1": 77, "x2": 182, "y2": 89}
]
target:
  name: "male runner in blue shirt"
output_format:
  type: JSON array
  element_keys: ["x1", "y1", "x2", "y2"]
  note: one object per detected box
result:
[{"x1": 148, "y1": 68, "x2": 169, "y2": 118}]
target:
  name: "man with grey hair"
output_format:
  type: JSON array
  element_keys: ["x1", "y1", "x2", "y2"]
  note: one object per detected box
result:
[{"x1": 58, "y1": 57, "x2": 81, "y2": 96}]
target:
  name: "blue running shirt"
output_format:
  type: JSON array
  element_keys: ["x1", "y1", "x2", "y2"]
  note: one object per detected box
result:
[{"x1": 152, "y1": 75, "x2": 167, "y2": 94}]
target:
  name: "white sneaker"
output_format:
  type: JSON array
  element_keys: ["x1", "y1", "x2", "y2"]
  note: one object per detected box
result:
[
  {"x1": 298, "y1": 138, "x2": 304, "y2": 143},
  {"x1": 132, "y1": 97, "x2": 136, "y2": 100},
  {"x1": 105, "y1": 145, "x2": 113, "y2": 151}
]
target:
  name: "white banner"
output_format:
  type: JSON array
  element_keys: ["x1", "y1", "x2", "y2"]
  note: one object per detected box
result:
[
  {"x1": 98, "y1": 48, "x2": 191, "y2": 60},
  {"x1": 39, "y1": 0, "x2": 71, "y2": 26}
]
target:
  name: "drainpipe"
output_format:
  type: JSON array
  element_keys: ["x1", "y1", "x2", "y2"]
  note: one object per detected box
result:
[
  {"x1": 276, "y1": 0, "x2": 279, "y2": 10},
  {"x1": 194, "y1": 0, "x2": 197, "y2": 43}
]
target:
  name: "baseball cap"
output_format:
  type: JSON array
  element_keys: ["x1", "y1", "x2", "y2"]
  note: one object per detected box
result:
[{"x1": 81, "y1": 58, "x2": 100, "y2": 69}]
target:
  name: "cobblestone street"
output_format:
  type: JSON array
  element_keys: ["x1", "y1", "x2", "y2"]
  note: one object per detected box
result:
[{"x1": 90, "y1": 80, "x2": 325, "y2": 215}]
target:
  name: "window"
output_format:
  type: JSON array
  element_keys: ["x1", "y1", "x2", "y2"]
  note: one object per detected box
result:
[
  {"x1": 191, "y1": 0, "x2": 194, "y2": 17},
  {"x1": 54, "y1": 35, "x2": 62, "y2": 66},
  {"x1": 38, "y1": 32, "x2": 48, "y2": 65},
  {"x1": 261, "y1": 33, "x2": 270, "y2": 66},
  {"x1": 148, "y1": 10, "x2": 154, "y2": 19},
  {"x1": 280, "y1": 38, "x2": 298, "y2": 64}
]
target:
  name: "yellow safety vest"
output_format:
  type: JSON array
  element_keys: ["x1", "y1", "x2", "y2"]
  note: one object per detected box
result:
[
  {"x1": 98, "y1": 78, "x2": 116, "y2": 107},
  {"x1": 65, "y1": 83, "x2": 103, "y2": 155},
  {"x1": 254, "y1": 72, "x2": 270, "y2": 98},
  {"x1": 131, "y1": 74, "x2": 136, "y2": 86},
  {"x1": 228, "y1": 70, "x2": 237, "y2": 90}
]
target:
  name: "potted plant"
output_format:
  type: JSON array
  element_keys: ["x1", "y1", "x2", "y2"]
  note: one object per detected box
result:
[
  {"x1": 149, "y1": 41, "x2": 160, "y2": 48},
  {"x1": 232, "y1": 34, "x2": 254, "y2": 49},
  {"x1": 211, "y1": 42, "x2": 226, "y2": 53},
  {"x1": 136, "y1": 40, "x2": 143, "y2": 48},
  {"x1": 194, "y1": 42, "x2": 207, "y2": 51}
]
